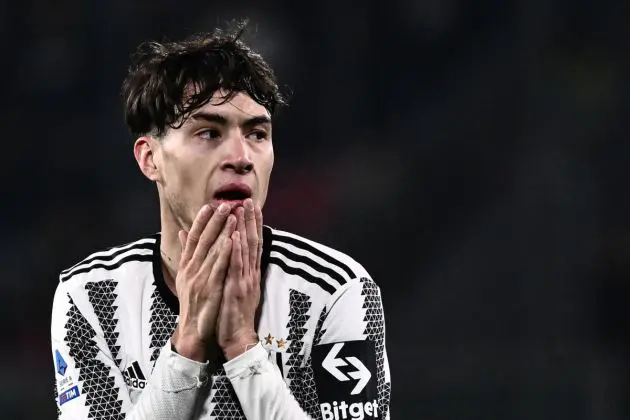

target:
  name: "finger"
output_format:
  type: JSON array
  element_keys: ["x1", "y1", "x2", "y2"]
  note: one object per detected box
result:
[
  {"x1": 199, "y1": 214, "x2": 236, "y2": 273},
  {"x1": 190, "y1": 203, "x2": 232, "y2": 268},
  {"x1": 177, "y1": 230, "x2": 187, "y2": 270},
  {"x1": 228, "y1": 231, "x2": 243, "y2": 280},
  {"x1": 222, "y1": 214, "x2": 238, "y2": 242},
  {"x1": 178, "y1": 230, "x2": 187, "y2": 249},
  {"x1": 181, "y1": 205, "x2": 212, "y2": 265},
  {"x1": 236, "y1": 207, "x2": 249, "y2": 275},
  {"x1": 218, "y1": 214, "x2": 238, "y2": 252},
  {"x1": 208, "y1": 234, "x2": 232, "y2": 284},
  {"x1": 254, "y1": 201, "x2": 263, "y2": 270},
  {"x1": 244, "y1": 199, "x2": 258, "y2": 271}
]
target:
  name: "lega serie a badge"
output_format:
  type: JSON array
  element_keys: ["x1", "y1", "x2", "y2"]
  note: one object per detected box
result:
[
  {"x1": 55, "y1": 349, "x2": 81, "y2": 406},
  {"x1": 311, "y1": 340, "x2": 380, "y2": 420},
  {"x1": 55, "y1": 349, "x2": 68, "y2": 376}
]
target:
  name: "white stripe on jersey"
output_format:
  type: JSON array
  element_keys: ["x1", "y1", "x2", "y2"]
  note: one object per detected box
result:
[{"x1": 60, "y1": 239, "x2": 155, "y2": 281}]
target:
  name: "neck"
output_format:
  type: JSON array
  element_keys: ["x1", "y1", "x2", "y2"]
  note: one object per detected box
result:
[{"x1": 159, "y1": 203, "x2": 185, "y2": 297}]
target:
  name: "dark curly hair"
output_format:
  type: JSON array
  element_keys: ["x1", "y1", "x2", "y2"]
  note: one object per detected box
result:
[{"x1": 121, "y1": 21, "x2": 287, "y2": 138}]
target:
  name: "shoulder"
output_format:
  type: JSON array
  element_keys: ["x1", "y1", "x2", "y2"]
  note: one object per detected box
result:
[
  {"x1": 51, "y1": 234, "x2": 157, "y2": 335},
  {"x1": 57, "y1": 234, "x2": 158, "y2": 287},
  {"x1": 265, "y1": 226, "x2": 372, "y2": 294}
]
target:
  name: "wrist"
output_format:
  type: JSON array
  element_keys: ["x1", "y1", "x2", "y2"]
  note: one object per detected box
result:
[
  {"x1": 172, "y1": 326, "x2": 209, "y2": 362},
  {"x1": 222, "y1": 333, "x2": 259, "y2": 360}
]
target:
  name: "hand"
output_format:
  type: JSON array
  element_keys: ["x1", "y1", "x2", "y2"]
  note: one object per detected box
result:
[
  {"x1": 216, "y1": 199, "x2": 264, "y2": 360},
  {"x1": 171, "y1": 203, "x2": 237, "y2": 362}
]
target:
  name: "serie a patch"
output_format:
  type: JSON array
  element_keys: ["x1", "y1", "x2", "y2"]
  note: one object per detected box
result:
[{"x1": 55, "y1": 349, "x2": 67, "y2": 376}]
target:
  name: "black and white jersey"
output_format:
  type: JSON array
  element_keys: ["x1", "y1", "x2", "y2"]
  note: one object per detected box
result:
[{"x1": 51, "y1": 226, "x2": 391, "y2": 420}]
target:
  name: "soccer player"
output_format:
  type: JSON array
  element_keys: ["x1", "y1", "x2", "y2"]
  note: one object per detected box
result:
[{"x1": 51, "y1": 22, "x2": 391, "y2": 420}]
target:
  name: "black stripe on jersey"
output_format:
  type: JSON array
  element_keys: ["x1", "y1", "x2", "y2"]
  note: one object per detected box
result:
[
  {"x1": 276, "y1": 352, "x2": 284, "y2": 379},
  {"x1": 64, "y1": 296, "x2": 124, "y2": 419},
  {"x1": 61, "y1": 254, "x2": 153, "y2": 282},
  {"x1": 286, "y1": 289, "x2": 312, "y2": 408},
  {"x1": 313, "y1": 306, "x2": 328, "y2": 346},
  {"x1": 271, "y1": 232, "x2": 356, "y2": 280},
  {"x1": 261, "y1": 226, "x2": 272, "y2": 277},
  {"x1": 151, "y1": 233, "x2": 179, "y2": 314},
  {"x1": 270, "y1": 244, "x2": 347, "y2": 288},
  {"x1": 268, "y1": 256, "x2": 337, "y2": 294},
  {"x1": 209, "y1": 367, "x2": 246, "y2": 418},
  {"x1": 360, "y1": 277, "x2": 390, "y2": 417},
  {"x1": 86, "y1": 280, "x2": 122, "y2": 369},
  {"x1": 150, "y1": 234, "x2": 179, "y2": 364},
  {"x1": 61, "y1": 241, "x2": 154, "y2": 276}
]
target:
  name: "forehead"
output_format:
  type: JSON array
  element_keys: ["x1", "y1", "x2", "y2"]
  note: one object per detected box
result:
[{"x1": 191, "y1": 89, "x2": 270, "y2": 120}]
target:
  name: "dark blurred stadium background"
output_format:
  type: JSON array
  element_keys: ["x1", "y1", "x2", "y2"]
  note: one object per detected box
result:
[{"x1": 2, "y1": 0, "x2": 630, "y2": 418}]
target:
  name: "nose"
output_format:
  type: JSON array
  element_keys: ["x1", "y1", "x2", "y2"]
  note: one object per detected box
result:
[{"x1": 220, "y1": 135, "x2": 254, "y2": 174}]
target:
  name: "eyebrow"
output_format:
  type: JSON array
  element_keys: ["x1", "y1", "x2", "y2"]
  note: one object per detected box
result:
[{"x1": 189, "y1": 112, "x2": 272, "y2": 128}]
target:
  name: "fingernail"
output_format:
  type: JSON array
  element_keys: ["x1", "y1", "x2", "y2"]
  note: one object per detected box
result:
[
  {"x1": 246, "y1": 199, "x2": 254, "y2": 211},
  {"x1": 219, "y1": 203, "x2": 230, "y2": 214}
]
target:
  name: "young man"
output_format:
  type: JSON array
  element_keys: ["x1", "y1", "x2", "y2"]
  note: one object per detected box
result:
[{"x1": 51, "y1": 23, "x2": 391, "y2": 419}]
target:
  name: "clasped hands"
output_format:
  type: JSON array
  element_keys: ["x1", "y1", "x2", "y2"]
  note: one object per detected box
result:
[{"x1": 171, "y1": 199, "x2": 263, "y2": 362}]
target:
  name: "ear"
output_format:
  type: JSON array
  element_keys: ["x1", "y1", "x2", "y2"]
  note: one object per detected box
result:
[{"x1": 133, "y1": 136, "x2": 161, "y2": 182}]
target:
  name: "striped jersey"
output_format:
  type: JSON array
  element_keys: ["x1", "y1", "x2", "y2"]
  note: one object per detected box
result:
[{"x1": 51, "y1": 225, "x2": 391, "y2": 419}]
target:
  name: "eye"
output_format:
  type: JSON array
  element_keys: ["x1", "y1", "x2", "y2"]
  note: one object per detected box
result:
[
  {"x1": 247, "y1": 130, "x2": 269, "y2": 142},
  {"x1": 198, "y1": 128, "x2": 221, "y2": 140}
]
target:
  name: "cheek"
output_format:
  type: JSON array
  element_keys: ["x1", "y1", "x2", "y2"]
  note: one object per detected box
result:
[
  {"x1": 262, "y1": 148, "x2": 274, "y2": 179},
  {"x1": 161, "y1": 152, "x2": 199, "y2": 195},
  {"x1": 163, "y1": 144, "x2": 197, "y2": 178},
  {"x1": 258, "y1": 150, "x2": 274, "y2": 198}
]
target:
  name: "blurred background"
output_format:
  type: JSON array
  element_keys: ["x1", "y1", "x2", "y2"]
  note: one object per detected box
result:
[{"x1": 2, "y1": 0, "x2": 630, "y2": 418}]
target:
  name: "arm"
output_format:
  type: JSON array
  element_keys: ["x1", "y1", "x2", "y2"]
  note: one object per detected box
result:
[
  {"x1": 216, "y1": 202, "x2": 391, "y2": 419},
  {"x1": 215, "y1": 202, "x2": 313, "y2": 419},
  {"x1": 51, "y1": 283, "x2": 212, "y2": 420},
  {"x1": 224, "y1": 276, "x2": 391, "y2": 420},
  {"x1": 309, "y1": 277, "x2": 391, "y2": 420},
  {"x1": 52, "y1": 204, "x2": 236, "y2": 419}
]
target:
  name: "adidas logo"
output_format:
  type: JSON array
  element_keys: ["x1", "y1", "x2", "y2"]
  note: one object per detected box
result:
[{"x1": 123, "y1": 361, "x2": 147, "y2": 390}]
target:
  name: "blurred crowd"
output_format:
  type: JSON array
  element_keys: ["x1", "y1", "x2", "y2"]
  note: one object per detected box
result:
[{"x1": 2, "y1": 0, "x2": 630, "y2": 418}]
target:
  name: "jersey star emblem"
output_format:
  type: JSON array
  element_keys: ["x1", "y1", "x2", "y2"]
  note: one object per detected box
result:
[
  {"x1": 276, "y1": 338, "x2": 286, "y2": 349},
  {"x1": 264, "y1": 333, "x2": 274, "y2": 345}
]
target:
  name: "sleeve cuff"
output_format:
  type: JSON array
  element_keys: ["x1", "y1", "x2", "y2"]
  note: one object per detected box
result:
[
  {"x1": 163, "y1": 339, "x2": 210, "y2": 377},
  {"x1": 151, "y1": 339, "x2": 212, "y2": 391},
  {"x1": 223, "y1": 342, "x2": 270, "y2": 380}
]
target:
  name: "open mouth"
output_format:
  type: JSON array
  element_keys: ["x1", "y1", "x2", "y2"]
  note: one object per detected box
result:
[
  {"x1": 214, "y1": 190, "x2": 250, "y2": 200},
  {"x1": 213, "y1": 183, "x2": 252, "y2": 203}
]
